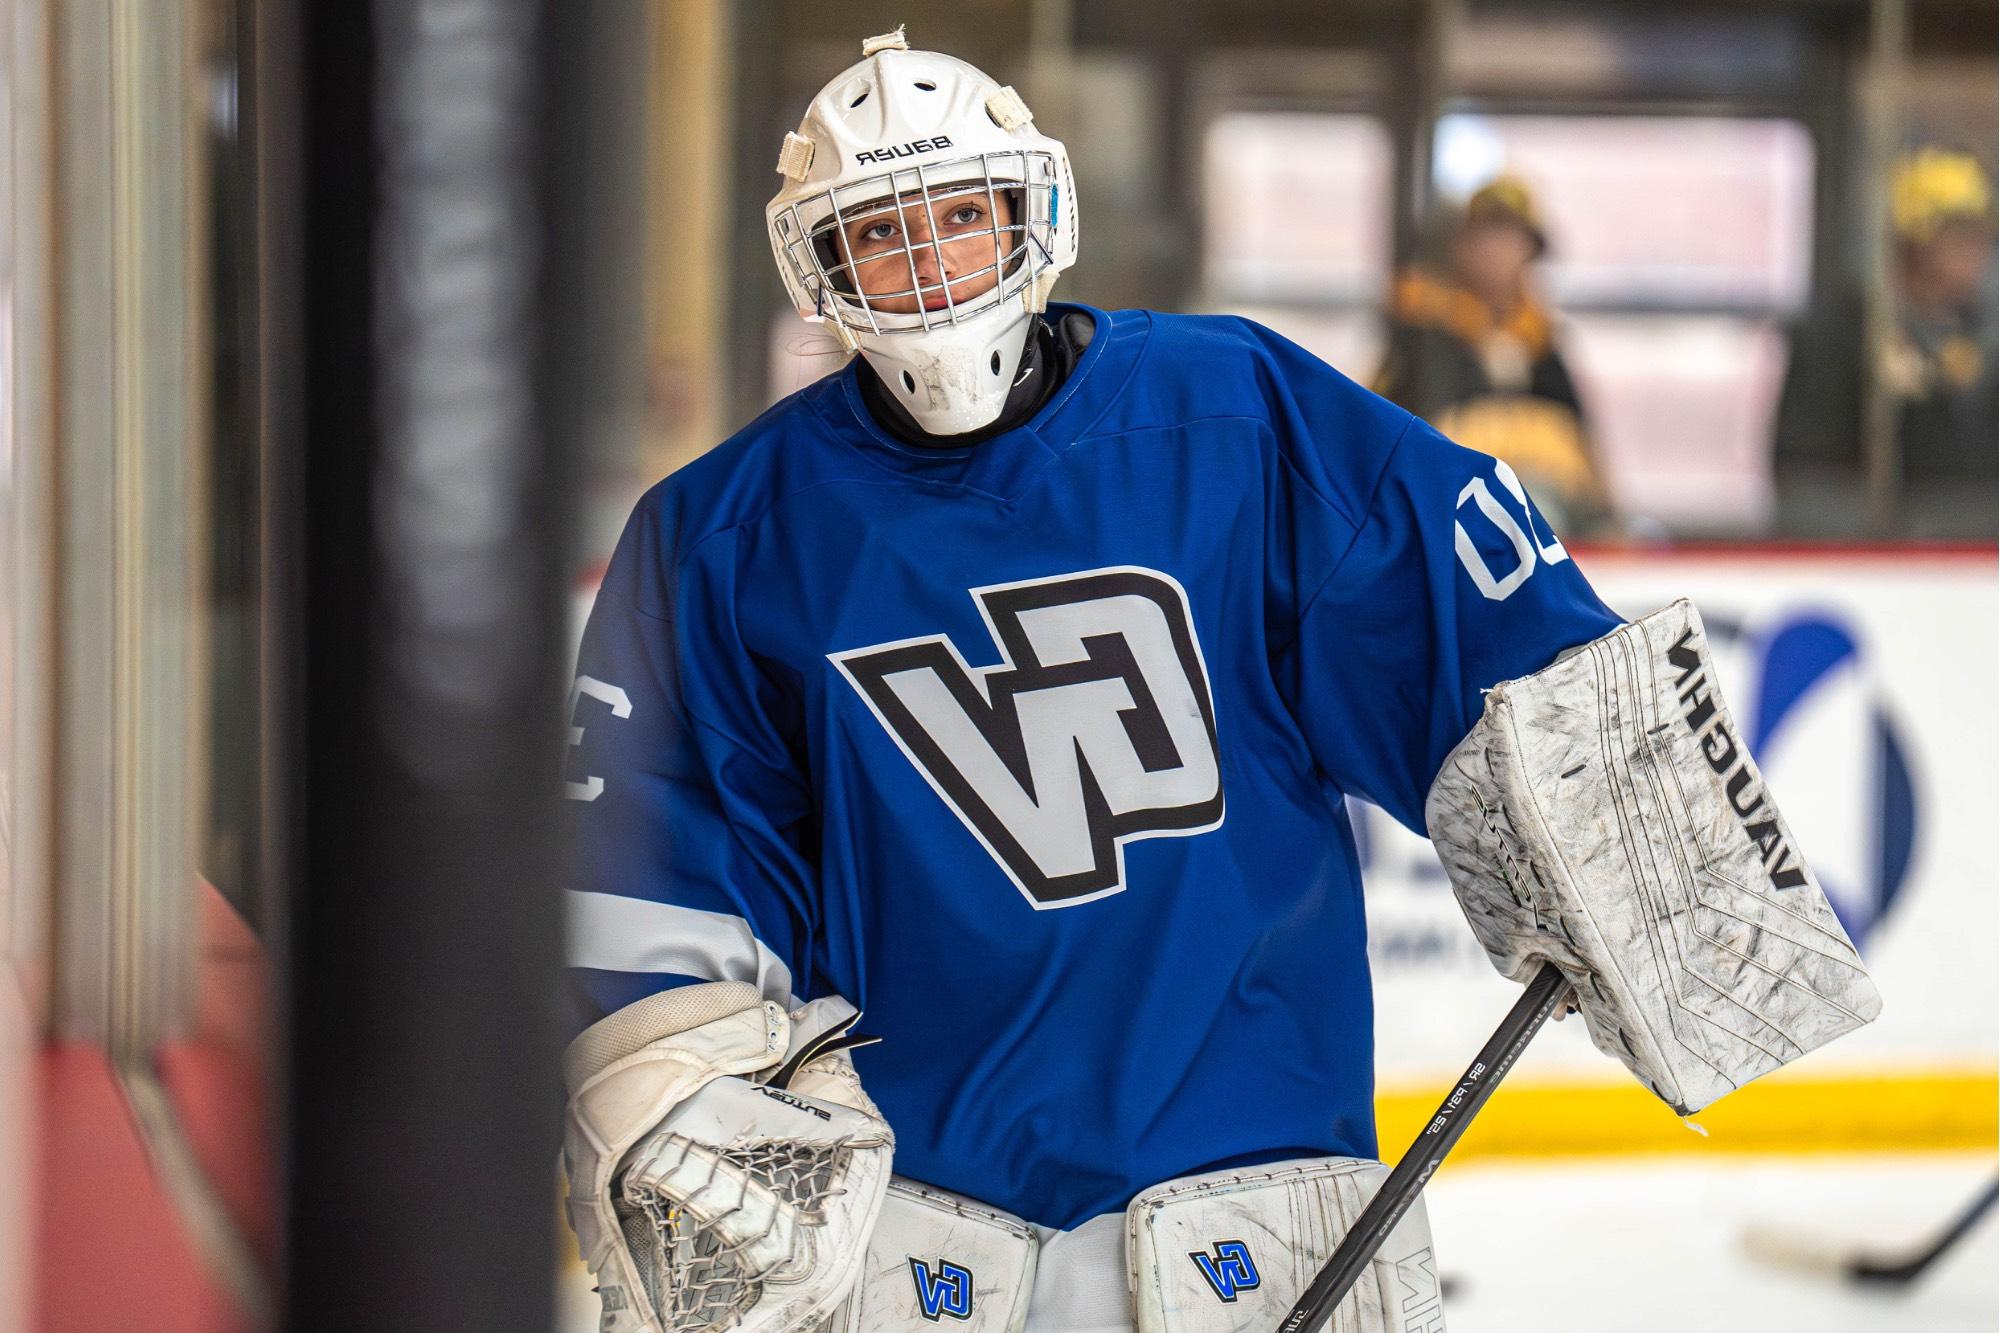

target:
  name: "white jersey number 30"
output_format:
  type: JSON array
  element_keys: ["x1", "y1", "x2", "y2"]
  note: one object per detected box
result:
[{"x1": 1454, "y1": 458, "x2": 1570, "y2": 601}]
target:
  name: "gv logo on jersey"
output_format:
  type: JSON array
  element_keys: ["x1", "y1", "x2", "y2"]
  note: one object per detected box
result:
[
  {"x1": 908, "y1": 1257, "x2": 974, "y2": 1321},
  {"x1": 1189, "y1": 1239, "x2": 1260, "y2": 1302},
  {"x1": 831, "y1": 566, "x2": 1224, "y2": 909}
]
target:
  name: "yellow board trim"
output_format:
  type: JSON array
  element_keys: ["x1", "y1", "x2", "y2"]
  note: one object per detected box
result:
[
  {"x1": 1375, "y1": 1069, "x2": 1999, "y2": 1160},
  {"x1": 555, "y1": 1071, "x2": 1998, "y2": 1277}
]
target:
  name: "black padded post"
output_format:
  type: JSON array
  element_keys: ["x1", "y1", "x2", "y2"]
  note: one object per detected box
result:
[{"x1": 276, "y1": 3, "x2": 589, "y2": 1326}]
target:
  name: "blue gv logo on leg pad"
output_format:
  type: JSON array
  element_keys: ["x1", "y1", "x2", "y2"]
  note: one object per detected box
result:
[
  {"x1": 909, "y1": 1257, "x2": 974, "y2": 1321},
  {"x1": 1190, "y1": 1239, "x2": 1261, "y2": 1301}
]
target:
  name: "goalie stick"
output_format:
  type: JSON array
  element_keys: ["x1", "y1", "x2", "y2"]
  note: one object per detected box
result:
[
  {"x1": 1275, "y1": 962, "x2": 1571, "y2": 1333},
  {"x1": 1744, "y1": 1175, "x2": 1997, "y2": 1287}
]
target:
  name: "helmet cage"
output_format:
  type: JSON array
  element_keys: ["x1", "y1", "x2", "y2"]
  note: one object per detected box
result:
[
  {"x1": 804, "y1": 181, "x2": 1027, "y2": 301},
  {"x1": 772, "y1": 149, "x2": 1063, "y2": 336}
]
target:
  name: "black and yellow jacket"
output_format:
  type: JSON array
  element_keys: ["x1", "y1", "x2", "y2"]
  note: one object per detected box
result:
[{"x1": 1373, "y1": 268, "x2": 1611, "y2": 535}]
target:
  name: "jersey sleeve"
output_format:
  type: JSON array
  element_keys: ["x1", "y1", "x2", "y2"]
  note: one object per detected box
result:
[
  {"x1": 1251, "y1": 324, "x2": 1625, "y2": 835},
  {"x1": 563, "y1": 495, "x2": 820, "y2": 1025}
]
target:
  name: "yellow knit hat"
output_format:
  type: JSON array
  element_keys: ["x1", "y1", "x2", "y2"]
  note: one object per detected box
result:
[
  {"x1": 1464, "y1": 175, "x2": 1548, "y2": 255},
  {"x1": 1891, "y1": 149, "x2": 1994, "y2": 243}
]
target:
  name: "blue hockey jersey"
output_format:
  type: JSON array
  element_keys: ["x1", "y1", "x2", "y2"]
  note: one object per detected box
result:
[{"x1": 564, "y1": 304, "x2": 1620, "y2": 1231}]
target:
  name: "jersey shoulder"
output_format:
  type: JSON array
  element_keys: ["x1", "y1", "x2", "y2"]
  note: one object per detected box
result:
[
  {"x1": 1103, "y1": 307, "x2": 1407, "y2": 435},
  {"x1": 1088, "y1": 306, "x2": 1416, "y2": 522},
  {"x1": 606, "y1": 371, "x2": 870, "y2": 610},
  {"x1": 669, "y1": 376, "x2": 857, "y2": 522},
  {"x1": 633, "y1": 371, "x2": 869, "y2": 552},
  {"x1": 1126, "y1": 306, "x2": 1291, "y2": 370},
  {"x1": 1091, "y1": 306, "x2": 1287, "y2": 407}
]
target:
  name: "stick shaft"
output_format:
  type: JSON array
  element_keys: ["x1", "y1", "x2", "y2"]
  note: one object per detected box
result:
[{"x1": 1275, "y1": 963, "x2": 1570, "y2": 1333}]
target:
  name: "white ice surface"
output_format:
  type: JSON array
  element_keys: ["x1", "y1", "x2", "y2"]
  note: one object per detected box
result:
[
  {"x1": 1424, "y1": 1154, "x2": 1997, "y2": 1333},
  {"x1": 555, "y1": 1153, "x2": 1998, "y2": 1331}
]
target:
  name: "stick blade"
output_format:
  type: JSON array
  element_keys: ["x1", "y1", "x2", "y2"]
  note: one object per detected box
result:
[
  {"x1": 1740, "y1": 1223, "x2": 1861, "y2": 1279},
  {"x1": 1742, "y1": 1178, "x2": 1998, "y2": 1290}
]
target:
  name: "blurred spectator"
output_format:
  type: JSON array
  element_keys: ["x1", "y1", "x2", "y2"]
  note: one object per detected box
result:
[
  {"x1": 1372, "y1": 176, "x2": 1615, "y2": 537},
  {"x1": 1774, "y1": 148, "x2": 1998, "y2": 535}
]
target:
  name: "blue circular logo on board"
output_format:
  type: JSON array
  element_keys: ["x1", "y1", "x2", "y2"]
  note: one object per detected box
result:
[{"x1": 1708, "y1": 611, "x2": 1917, "y2": 949}]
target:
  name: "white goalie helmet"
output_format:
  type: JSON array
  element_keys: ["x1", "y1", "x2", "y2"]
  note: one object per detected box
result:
[{"x1": 766, "y1": 27, "x2": 1079, "y2": 435}]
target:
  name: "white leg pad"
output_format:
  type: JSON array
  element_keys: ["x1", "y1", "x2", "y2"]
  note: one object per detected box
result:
[
  {"x1": 827, "y1": 1177, "x2": 1041, "y2": 1331},
  {"x1": 1126, "y1": 1157, "x2": 1444, "y2": 1333}
]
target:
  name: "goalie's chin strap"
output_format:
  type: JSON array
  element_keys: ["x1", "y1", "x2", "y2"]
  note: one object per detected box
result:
[{"x1": 856, "y1": 309, "x2": 1096, "y2": 449}]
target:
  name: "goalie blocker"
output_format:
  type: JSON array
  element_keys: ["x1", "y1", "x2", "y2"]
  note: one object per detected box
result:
[{"x1": 1426, "y1": 599, "x2": 1881, "y2": 1115}]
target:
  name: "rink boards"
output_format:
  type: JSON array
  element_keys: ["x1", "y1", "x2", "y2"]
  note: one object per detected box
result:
[{"x1": 1366, "y1": 546, "x2": 1998, "y2": 1158}]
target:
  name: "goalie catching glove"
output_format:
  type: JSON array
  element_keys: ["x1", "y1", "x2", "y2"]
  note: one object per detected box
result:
[
  {"x1": 1427, "y1": 600, "x2": 1881, "y2": 1115},
  {"x1": 562, "y1": 981, "x2": 893, "y2": 1332}
]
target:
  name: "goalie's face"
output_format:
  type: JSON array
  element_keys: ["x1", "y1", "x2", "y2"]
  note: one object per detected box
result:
[{"x1": 835, "y1": 185, "x2": 1018, "y2": 316}]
